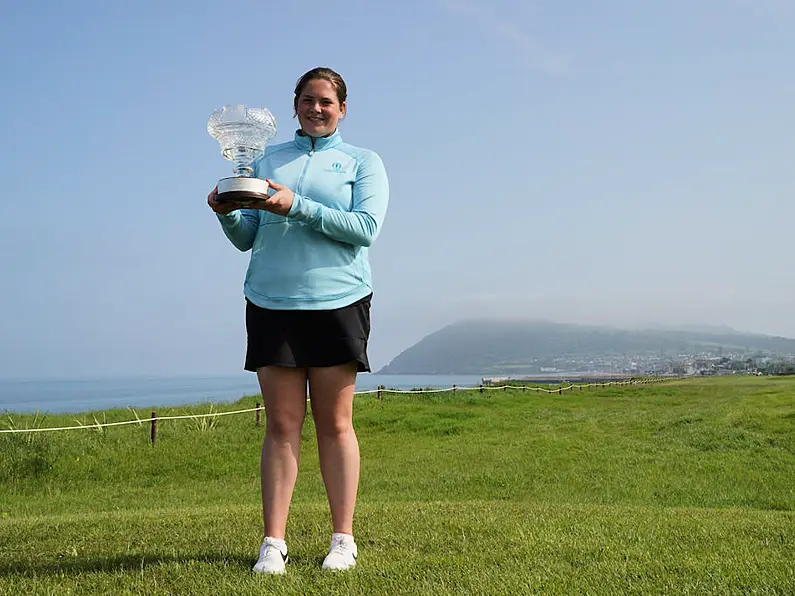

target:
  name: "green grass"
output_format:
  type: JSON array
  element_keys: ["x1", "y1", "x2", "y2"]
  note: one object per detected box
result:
[{"x1": 1, "y1": 377, "x2": 794, "y2": 594}]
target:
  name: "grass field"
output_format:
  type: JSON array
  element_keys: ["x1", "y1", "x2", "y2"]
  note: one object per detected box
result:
[{"x1": 1, "y1": 376, "x2": 794, "y2": 594}]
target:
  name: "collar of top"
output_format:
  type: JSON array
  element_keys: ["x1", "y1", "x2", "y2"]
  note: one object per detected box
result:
[{"x1": 293, "y1": 129, "x2": 343, "y2": 152}]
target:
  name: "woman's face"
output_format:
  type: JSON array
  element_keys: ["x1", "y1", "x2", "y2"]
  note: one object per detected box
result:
[{"x1": 295, "y1": 78, "x2": 346, "y2": 138}]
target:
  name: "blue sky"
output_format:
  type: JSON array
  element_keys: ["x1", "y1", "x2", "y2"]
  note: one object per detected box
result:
[{"x1": 1, "y1": 0, "x2": 793, "y2": 379}]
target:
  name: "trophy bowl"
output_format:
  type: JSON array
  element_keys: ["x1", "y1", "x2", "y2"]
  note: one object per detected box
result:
[{"x1": 208, "y1": 104, "x2": 277, "y2": 203}]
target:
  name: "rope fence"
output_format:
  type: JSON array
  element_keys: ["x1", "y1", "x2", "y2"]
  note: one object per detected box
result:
[{"x1": 0, "y1": 376, "x2": 677, "y2": 441}]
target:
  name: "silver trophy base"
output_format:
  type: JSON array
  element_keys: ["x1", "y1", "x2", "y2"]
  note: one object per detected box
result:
[{"x1": 216, "y1": 176, "x2": 269, "y2": 204}]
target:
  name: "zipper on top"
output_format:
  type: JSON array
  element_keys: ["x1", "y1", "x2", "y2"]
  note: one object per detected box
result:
[{"x1": 296, "y1": 138, "x2": 315, "y2": 195}]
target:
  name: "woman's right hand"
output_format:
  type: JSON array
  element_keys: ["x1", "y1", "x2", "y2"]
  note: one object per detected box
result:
[{"x1": 207, "y1": 186, "x2": 240, "y2": 215}]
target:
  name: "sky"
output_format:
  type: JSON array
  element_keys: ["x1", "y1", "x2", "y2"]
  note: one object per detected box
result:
[{"x1": 1, "y1": 0, "x2": 794, "y2": 379}]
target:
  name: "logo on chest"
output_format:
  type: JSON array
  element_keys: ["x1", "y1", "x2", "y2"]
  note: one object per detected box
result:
[{"x1": 326, "y1": 161, "x2": 347, "y2": 174}]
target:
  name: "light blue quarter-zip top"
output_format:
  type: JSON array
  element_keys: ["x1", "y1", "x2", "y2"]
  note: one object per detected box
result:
[{"x1": 216, "y1": 130, "x2": 389, "y2": 310}]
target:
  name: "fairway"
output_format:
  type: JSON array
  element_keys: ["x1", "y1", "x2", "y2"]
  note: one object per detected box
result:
[{"x1": 1, "y1": 377, "x2": 794, "y2": 594}]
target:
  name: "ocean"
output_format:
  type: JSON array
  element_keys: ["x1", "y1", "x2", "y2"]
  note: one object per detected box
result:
[{"x1": 0, "y1": 374, "x2": 486, "y2": 415}]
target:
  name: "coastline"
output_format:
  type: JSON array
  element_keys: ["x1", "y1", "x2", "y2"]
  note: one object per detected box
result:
[{"x1": 0, "y1": 373, "x2": 485, "y2": 415}]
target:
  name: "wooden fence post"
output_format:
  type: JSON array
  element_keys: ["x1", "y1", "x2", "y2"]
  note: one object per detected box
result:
[
  {"x1": 255, "y1": 403, "x2": 261, "y2": 427},
  {"x1": 150, "y1": 411, "x2": 157, "y2": 445},
  {"x1": 378, "y1": 385, "x2": 382, "y2": 401},
  {"x1": 453, "y1": 384, "x2": 457, "y2": 394}
]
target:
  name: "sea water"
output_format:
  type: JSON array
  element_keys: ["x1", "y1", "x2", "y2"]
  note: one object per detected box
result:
[{"x1": 0, "y1": 373, "x2": 485, "y2": 414}]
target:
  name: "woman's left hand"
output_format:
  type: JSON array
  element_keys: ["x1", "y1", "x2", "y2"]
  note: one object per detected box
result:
[{"x1": 246, "y1": 179, "x2": 294, "y2": 216}]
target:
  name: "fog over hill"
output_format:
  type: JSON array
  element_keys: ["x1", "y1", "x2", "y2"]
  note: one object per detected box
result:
[{"x1": 378, "y1": 319, "x2": 795, "y2": 375}]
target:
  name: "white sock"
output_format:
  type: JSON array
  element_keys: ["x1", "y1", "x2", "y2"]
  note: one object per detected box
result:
[
  {"x1": 332, "y1": 532, "x2": 354, "y2": 544},
  {"x1": 264, "y1": 536, "x2": 287, "y2": 553}
]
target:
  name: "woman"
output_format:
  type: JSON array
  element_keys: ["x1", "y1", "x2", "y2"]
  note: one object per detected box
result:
[{"x1": 207, "y1": 67, "x2": 389, "y2": 574}]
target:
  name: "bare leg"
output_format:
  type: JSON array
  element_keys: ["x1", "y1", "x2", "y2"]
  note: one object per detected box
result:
[
  {"x1": 308, "y1": 362, "x2": 359, "y2": 535},
  {"x1": 257, "y1": 366, "x2": 308, "y2": 539}
]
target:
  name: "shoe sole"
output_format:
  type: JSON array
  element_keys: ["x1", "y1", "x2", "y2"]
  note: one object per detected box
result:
[{"x1": 322, "y1": 560, "x2": 356, "y2": 571}]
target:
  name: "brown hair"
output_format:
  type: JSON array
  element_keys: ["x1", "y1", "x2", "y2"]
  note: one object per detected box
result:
[{"x1": 293, "y1": 67, "x2": 348, "y2": 112}]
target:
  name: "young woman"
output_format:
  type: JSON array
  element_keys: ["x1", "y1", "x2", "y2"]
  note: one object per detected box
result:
[{"x1": 207, "y1": 67, "x2": 389, "y2": 574}]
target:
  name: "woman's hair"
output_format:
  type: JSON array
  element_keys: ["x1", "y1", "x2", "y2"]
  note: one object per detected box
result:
[{"x1": 294, "y1": 67, "x2": 348, "y2": 109}]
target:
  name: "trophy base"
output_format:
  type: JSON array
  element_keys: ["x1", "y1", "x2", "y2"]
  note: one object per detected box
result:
[{"x1": 216, "y1": 176, "x2": 269, "y2": 204}]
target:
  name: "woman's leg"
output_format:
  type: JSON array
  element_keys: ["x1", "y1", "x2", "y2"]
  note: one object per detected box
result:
[
  {"x1": 257, "y1": 365, "x2": 308, "y2": 539},
  {"x1": 308, "y1": 362, "x2": 359, "y2": 535}
]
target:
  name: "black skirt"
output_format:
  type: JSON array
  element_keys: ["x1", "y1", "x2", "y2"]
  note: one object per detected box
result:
[{"x1": 244, "y1": 294, "x2": 372, "y2": 372}]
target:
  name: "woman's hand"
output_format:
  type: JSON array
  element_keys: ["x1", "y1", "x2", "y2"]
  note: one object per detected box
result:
[
  {"x1": 246, "y1": 179, "x2": 295, "y2": 216},
  {"x1": 207, "y1": 186, "x2": 242, "y2": 215}
]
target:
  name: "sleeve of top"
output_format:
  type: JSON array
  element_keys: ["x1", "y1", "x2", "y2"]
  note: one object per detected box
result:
[
  {"x1": 216, "y1": 209, "x2": 260, "y2": 252},
  {"x1": 286, "y1": 151, "x2": 389, "y2": 247}
]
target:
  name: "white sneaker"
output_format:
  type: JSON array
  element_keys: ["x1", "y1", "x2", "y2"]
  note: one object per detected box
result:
[
  {"x1": 253, "y1": 537, "x2": 288, "y2": 574},
  {"x1": 322, "y1": 533, "x2": 358, "y2": 571}
]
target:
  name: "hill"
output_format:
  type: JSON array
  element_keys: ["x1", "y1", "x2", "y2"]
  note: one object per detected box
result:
[{"x1": 378, "y1": 319, "x2": 795, "y2": 375}]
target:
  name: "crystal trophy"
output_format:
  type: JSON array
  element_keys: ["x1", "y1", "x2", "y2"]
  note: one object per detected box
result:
[{"x1": 207, "y1": 104, "x2": 277, "y2": 203}]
